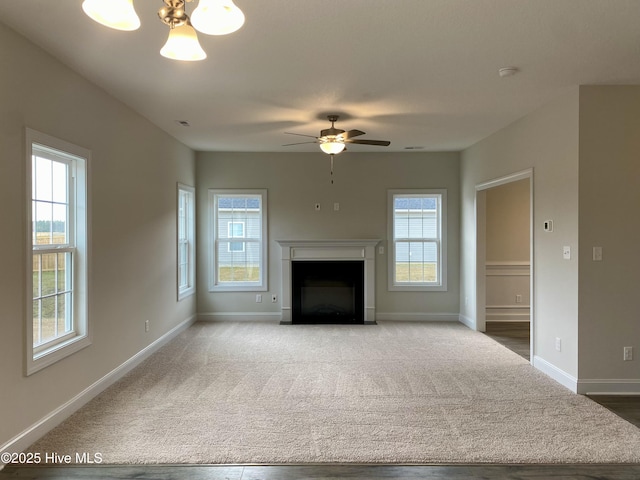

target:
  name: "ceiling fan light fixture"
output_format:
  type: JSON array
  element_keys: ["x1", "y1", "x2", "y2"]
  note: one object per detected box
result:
[
  {"x1": 191, "y1": 0, "x2": 245, "y2": 35},
  {"x1": 160, "y1": 22, "x2": 207, "y2": 61},
  {"x1": 319, "y1": 137, "x2": 346, "y2": 155},
  {"x1": 82, "y1": 0, "x2": 140, "y2": 31}
]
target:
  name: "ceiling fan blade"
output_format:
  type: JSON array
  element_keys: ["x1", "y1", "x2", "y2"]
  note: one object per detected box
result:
[
  {"x1": 346, "y1": 139, "x2": 391, "y2": 146},
  {"x1": 284, "y1": 132, "x2": 318, "y2": 139},
  {"x1": 282, "y1": 141, "x2": 318, "y2": 146},
  {"x1": 341, "y1": 129, "x2": 366, "y2": 140}
]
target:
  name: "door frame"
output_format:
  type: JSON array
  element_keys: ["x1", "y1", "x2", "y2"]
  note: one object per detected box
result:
[{"x1": 475, "y1": 168, "x2": 534, "y2": 363}]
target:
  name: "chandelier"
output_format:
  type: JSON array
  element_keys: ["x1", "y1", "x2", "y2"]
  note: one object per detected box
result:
[{"x1": 82, "y1": 0, "x2": 245, "y2": 61}]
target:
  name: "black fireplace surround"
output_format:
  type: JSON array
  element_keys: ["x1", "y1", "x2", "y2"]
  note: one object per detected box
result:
[{"x1": 291, "y1": 260, "x2": 364, "y2": 324}]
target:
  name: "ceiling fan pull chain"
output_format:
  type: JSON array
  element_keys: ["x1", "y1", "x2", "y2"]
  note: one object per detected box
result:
[{"x1": 330, "y1": 154, "x2": 334, "y2": 184}]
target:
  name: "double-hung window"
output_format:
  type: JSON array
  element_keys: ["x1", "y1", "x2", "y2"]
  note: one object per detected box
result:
[
  {"x1": 27, "y1": 129, "x2": 90, "y2": 374},
  {"x1": 177, "y1": 184, "x2": 195, "y2": 300},
  {"x1": 388, "y1": 189, "x2": 447, "y2": 291},
  {"x1": 209, "y1": 189, "x2": 267, "y2": 291}
]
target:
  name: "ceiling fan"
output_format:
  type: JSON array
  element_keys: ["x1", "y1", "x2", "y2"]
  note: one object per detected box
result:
[{"x1": 283, "y1": 115, "x2": 391, "y2": 155}]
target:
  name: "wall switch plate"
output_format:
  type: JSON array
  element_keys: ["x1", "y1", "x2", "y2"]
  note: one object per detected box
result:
[
  {"x1": 315, "y1": 203, "x2": 321, "y2": 211},
  {"x1": 593, "y1": 246, "x2": 603, "y2": 261},
  {"x1": 624, "y1": 346, "x2": 633, "y2": 361},
  {"x1": 271, "y1": 295, "x2": 278, "y2": 303},
  {"x1": 516, "y1": 294, "x2": 522, "y2": 304},
  {"x1": 334, "y1": 203, "x2": 340, "y2": 211},
  {"x1": 544, "y1": 220, "x2": 553, "y2": 232},
  {"x1": 563, "y1": 246, "x2": 571, "y2": 260},
  {"x1": 555, "y1": 337, "x2": 562, "y2": 352},
  {"x1": 256, "y1": 294, "x2": 262, "y2": 303},
  {"x1": 145, "y1": 320, "x2": 150, "y2": 332},
  {"x1": 378, "y1": 246, "x2": 384, "y2": 255}
]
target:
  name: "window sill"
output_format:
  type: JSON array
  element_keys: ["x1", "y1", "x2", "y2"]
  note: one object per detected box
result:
[{"x1": 27, "y1": 334, "x2": 91, "y2": 376}]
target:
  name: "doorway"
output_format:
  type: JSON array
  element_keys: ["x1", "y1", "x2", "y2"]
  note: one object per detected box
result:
[{"x1": 476, "y1": 170, "x2": 533, "y2": 362}]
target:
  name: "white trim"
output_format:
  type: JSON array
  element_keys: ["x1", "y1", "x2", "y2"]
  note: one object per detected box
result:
[
  {"x1": 458, "y1": 314, "x2": 476, "y2": 329},
  {"x1": 177, "y1": 183, "x2": 196, "y2": 301},
  {"x1": 277, "y1": 239, "x2": 379, "y2": 324},
  {"x1": 533, "y1": 355, "x2": 578, "y2": 393},
  {"x1": 577, "y1": 379, "x2": 640, "y2": 395},
  {"x1": 475, "y1": 168, "x2": 534, "y2": 360},
  {"x1": 208, "y1": 189, "x2": 268, "y2": 292},
  {"x1": 375, "y1": 312, "x2": 459, "y2": 322},
  {"x1": 25, "y1": 128, "x2": 92, "y2": 376},
  {"x1": 0, "y1": 315, "x2": 196, "y2": 467},
  {"x1": 198, "y1": 312, "x2": 281, "y2": 322},
  {"x1": 388, "y1": 189, "x2": 448, "y2": 292}
]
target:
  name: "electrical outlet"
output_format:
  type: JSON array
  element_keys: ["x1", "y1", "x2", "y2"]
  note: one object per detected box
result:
[
  {"x1": 563, "y1": 246, "x2": 571, "y2": 260},
  {"x1": 555, "y1": 337, "x2": 562, "y2": 352},
  {"x1": 145, "y1": 320, "x2": 150, "y2": 332},
  {"x1": 624, "y1": 346, "x2": 633, "y2": 361},
  {"x1": 271, "y1": 295, "x2": 278, "y2": 303},
  {"x1": 315, "y1": 203, "x2": 321, "y2": 211}
]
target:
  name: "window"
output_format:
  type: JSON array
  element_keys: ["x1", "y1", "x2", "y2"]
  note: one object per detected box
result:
[
  {"x1": 227, "y1": 222, "x2": 245, "y2": 252},
  {"x1": 26, "y1": 129, "x2": 90, "y2": 374},
  {"x1": 388, "y1": 189, "x2": 447, "y2": 291},
  {"x1": 209, "y1": 190, "x2": 267, "y2": 291},
  {"x1": 177, "y1": 184, "x2": 195, "y2": 300}
]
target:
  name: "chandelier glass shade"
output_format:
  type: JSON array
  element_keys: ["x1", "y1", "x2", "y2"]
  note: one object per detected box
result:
[
  {"x1": 81, "y1": 0, "x2": 244, "y2": 61},
  {"x1": 191, "y1": 0, "x2": 245, "y2": 35},
  {"x1": 319, "y1": 137, "x2": 346, "y2": 155},
  {"x1": 82, "y1": 0, "x2": 140, "y2": 31},
  {"x1": 160, "y1": 23, "x2": 207, "y2": 61}
]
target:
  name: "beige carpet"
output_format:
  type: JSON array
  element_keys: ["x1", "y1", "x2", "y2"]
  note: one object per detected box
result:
[{"x1": 28, "y1": 321, "x2": 640, "y2": 464}]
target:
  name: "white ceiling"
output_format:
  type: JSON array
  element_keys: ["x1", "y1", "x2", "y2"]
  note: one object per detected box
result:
[{"x1": 2, "y1": 1, "x2": 640, "y2": 152}]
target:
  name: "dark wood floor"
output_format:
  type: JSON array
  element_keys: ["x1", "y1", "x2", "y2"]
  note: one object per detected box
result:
[
  {"x1": 3, "y1": 464, "x2": 640, "y2": 480},
  {"x1": 3, "y1": 322, "x2": 638, "y2": 479},
  {"x1": 484, "y1": 321, "x2": 530, "y2": 360}
]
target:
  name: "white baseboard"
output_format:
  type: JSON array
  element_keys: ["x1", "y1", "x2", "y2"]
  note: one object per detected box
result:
[
  {"x1": 0, "y1": 314, "x2": 197, "y2": 467},
  {"x1": 198, "y1": 312, "x2": 281, "y2": 322},
  {"x1": 577, "y1": 379, "x2": 640, "y2": 395},
  {"x1": 375, "y1": 312, "x2": 459, "y2": 322},
  {"x1": 458, "y1": 314, "x2": 476, "y2": 329},
  {"x1": 533, "y1": 355, "x2": 578, "y2": 393}
]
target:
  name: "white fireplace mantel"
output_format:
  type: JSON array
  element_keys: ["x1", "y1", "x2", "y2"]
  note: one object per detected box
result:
[{"x1": 277, "y1": 239, "x2": 380, "y2": 324}]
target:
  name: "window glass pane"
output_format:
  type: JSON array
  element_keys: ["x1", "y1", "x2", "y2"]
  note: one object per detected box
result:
[
  {"x1": 33, "y1": 254, "x2": 41, "y2": 298},
  {"x1": 52, "y1": 203, "x2": 68, "y2": 244},
  {"x1": 51, "y1": 160, "x2": 68, "y2": 204},
  {"x1": 217, "y1": 241, "x2": 260, "y2": 283},
  {"x1": 32, "y1": 300, "x2": 41, "y2": 346},
  {"x1": 40, "y1": 296, "x2": 56, "y2": 345},
  {"x1": 56, "y1": 252, "x2": 68, "y2": 292},
  {"x1": 57, "y1": 293, "x2": 72, "y2": 335},
  {"x1": 40, "y1": 253, "x2": 57, "y2": 297},
  {"x1": 34, "y1": 201, "x2": 53, "y2": 245},
  {"x1": 34, "y1": 156, "x2": 53, "y2": 202}
]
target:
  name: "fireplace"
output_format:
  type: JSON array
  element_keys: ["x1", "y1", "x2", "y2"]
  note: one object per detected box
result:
[
  {"x1": 292, "y1": 261, "x2": 364, "y2": 324},
  {"x1": 277, "y1": 239, "x2": 379, "y2": 325}
]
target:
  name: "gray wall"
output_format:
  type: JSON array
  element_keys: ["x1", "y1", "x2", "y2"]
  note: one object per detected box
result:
[
  {"x1": 460, "y1": 88, "x2": 580, "y2": 378},
  {"x1": 196, "y1": 152, "x2": 460, "y2": 319},
  {"x1": 0, "y1": 23, "x2": 196, "y2": 449},
  {"x1": 577, "y1": 86, "x2": 640, "y2": 382}
]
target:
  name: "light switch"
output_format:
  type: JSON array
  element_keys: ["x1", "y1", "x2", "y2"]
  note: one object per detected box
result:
[
  {"x1": 593, "y1": 246, "x2": 603, "y2": 261},
  {"x1": 563, "y1": 246, "x2": 571, "y2": 260}
]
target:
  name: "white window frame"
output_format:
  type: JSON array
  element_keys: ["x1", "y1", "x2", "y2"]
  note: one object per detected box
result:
[
  {"x1": 177, "y1": 183, "x2": 196, "y2": 301},
  {"x1": 388, "y1": 189, "x2": 447, "y2": 292},
  {"x1": 209, "y1": 189, "x2": 268, "y2": 292},
  {"x1": 26, "y1": 128, "x2": 91, "y2": 375}
]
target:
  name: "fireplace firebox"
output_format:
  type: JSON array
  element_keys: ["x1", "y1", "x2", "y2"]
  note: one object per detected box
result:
[{"x1": 292, "y1": 261, "x2": 364, "y2": 324}]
